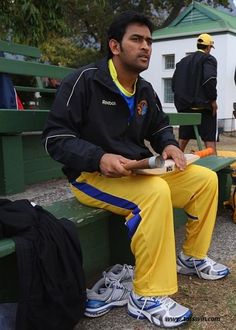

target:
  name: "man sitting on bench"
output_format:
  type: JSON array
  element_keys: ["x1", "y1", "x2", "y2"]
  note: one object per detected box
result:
[{"x1": 42, "y1": 11, "x2": 229, "y2": 328}]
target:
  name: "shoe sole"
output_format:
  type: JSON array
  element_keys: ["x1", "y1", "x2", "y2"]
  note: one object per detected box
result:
[
  {"x1": 128, "y1": 302, "x2": 191, "y2": 328},
  {"x1": 177, "y1": 265, "x2": 230, "y2": 280},
  {"x1": 85, "y1": 299, "x2": 128, "y2": 318}
]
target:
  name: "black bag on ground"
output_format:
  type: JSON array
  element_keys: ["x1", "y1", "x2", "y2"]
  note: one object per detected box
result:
[{"x1": 0, "y1": 199, "x2": 87, "y2": 330}]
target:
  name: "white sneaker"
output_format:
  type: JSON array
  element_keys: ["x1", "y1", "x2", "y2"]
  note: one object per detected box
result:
[
  {"x1": 85, "y1": 264, "x2": 134, "y2": 318},
  {"x1": 128, "y1": 291, "x2": 192, "y2": 328},
  {"x1": 104, "y1": 263, "x2": 134, "y2": 292},
  {"x1": 177, "y1": 251, "x2": 230, "y2": 280}
]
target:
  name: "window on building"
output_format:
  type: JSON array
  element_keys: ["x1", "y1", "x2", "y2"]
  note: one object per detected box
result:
[
  {"x1": 163, "y1": 78, "x2": 174, "y2": 103},
  {"x1": 164, "y1": 54, "x2": 175, "y2": 69}
]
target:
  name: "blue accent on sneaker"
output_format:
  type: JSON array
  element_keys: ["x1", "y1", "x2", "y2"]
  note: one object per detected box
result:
[
  {"x1": 86, "y1": 299, "x2": 107, "y2": 308},
  {"x1": 177, "y1": 251, "x2": 230, "y2": 280},
  {"x1": 85, "y1": 264, "x2": 134, "y2": 318},
  {"x1": 128, "y1": 291, "x2": 192, "y2": 328}
]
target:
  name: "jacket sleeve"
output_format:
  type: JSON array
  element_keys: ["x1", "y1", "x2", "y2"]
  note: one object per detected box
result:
[
  {"x1": 147, "y1": 90, "x2": 179, "y2": 154},
  {"x1": 41, "y1": 72, "x2": 106, "y2": 173},
  {"x1": 171, "y1": 68, "x2": 176, "y2": 92},
  {"x1": 202, "y1": 55, "x2": 217, "y2": 101}
]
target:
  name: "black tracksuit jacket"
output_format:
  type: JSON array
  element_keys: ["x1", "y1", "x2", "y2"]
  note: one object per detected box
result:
[
  {"x1": 172, "y1": 50, "x2": 217, "y2": 111},
  {"x1": 42, "y1": 58, "x2": 178, "y2": 181}
]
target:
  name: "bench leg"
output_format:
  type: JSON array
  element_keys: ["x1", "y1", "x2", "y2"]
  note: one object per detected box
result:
[
  {"x1": 217, "y1": 168, "x2": 233, "y2": 206},
  {"x1": 0, "y1": 254, "x2": 18, "y2": 303},
  {"x1": 0, "y1": 136, "x2": 25, "y2": 195},
  {"x1": 193, "y1": 125, "x2": 203, "y2": 150}
]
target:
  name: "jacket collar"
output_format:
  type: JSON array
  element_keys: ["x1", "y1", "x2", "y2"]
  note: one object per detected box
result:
[{"x1": 94, "y1": 58, "x2": 143, "y2": 93}]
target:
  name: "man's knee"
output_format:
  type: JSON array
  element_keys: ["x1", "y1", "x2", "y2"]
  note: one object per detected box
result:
[
  {"x1": 143, "y1": 177, "x2": 171, "y2": 199},
  {"x1": 191, "y1": 165, "x2": 218, "y2": 189}
]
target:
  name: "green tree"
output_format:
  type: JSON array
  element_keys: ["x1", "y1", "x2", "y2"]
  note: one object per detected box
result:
[
  {"x1": 40, "y1": 34, "x2": 100, "y2": 67},
  {"x1": 0, "y1": 0, "x2": 232, "y2": 67},
  {"x1": 61, "y1": 0, "x2": 232, "y2": 57},
  {"x1": 0, "y1": 0, "x2": 68, "y2": 45}
]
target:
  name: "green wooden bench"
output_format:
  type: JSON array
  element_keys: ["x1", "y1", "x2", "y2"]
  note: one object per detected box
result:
[
  {"x1": 0, "y1": 110, "x2": 63, "y2": 195},
  {"x1": 0, "y1": 39, "x2": 74, "y2": 109},
  {"x1": 0, "y1": 40, "x2": 75, "y2": 194},
  {"x1": 167, "y1": 112, "x2": 203, "y2": 150}
]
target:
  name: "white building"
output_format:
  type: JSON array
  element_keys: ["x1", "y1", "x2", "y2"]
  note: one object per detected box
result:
[{"x1": 142, "y1": 1, "x2": 236, "y2": 131}]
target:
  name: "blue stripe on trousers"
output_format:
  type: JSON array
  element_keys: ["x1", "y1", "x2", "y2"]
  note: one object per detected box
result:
[{"x1": 71, "y1": 180, "x2": 141, "y2": 238}]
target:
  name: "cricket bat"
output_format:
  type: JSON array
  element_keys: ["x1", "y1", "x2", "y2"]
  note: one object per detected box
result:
[{"x1": 124, "y1": 154, "x2": 200, "y2": 175}]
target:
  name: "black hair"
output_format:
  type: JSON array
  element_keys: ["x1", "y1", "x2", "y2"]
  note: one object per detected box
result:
[
  {"x1": 107, "y1": 11, "x2": 153, "y2": 58},
  {"x1": 197, "y1": 43, "x2": 208, "y2": 50}
]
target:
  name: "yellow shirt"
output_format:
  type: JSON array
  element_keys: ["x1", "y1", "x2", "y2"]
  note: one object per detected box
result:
[{"x1": 108, "y1": 59, "x2": 136, "y2": 97}]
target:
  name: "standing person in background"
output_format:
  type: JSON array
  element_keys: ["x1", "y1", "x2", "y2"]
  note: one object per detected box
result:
[
  {"x1": 42, "y1": 13, "x2": 229, "y2": 328},
  {"x1": 172, "y1": 34, "x2": 218, "y2": 153}
]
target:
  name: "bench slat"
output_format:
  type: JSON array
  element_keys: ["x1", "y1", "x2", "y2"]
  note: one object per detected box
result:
[
  {"x1": 195, "y1": 155, "x2": 236, "y2": 172},
  {"x1": 0, "y1": 110, "x2": 202, "y2": 134},
  {"x1": 168, "y1": 112, "x2": 203, "y2": 150},
  {"x1": 15, "y1": 86, "x2": 56, "y2": 94},
  {"x1": 0, "y1": 57, "x2": 74, "y2": 79},
  {"x1": 168, "y1": 113, "x2": 201, "y2": 125},
  {"x1": 0, "y1": 109, "x2": 49, "y2": 132},
  {"x1": 0, "y1": 40, "x2": 41, "y2": 58},
  {"x1": 45, "y1": 197, "x2": 111, "y2": 227}
]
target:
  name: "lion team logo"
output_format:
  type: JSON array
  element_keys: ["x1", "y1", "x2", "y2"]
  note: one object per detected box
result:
[{"x1": 137, "y1": 100, "x2": 148, "y2": 116}]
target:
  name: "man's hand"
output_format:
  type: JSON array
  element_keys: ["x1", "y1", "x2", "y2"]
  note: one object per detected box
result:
[
  {"x1": 162, "y1": 145, "x2": 187, "y2": 171},
  {"x1": 99, "y1": 153, "x2": 132, "y2": 177},
  {"x1": 211, "y1": 100, "x2": 218, "y2": 117}
]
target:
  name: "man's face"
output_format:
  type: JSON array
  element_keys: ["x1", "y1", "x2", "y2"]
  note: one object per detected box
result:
[{"x1": 111, "y1": 23, "x2": 152, "y2": 74}]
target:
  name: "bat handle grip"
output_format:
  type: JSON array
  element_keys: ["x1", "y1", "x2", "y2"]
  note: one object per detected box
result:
[
  {"x1": 149, "y1": 155, "x2": 165, "y2": 168},
  {"x1": 124, "y1": 155, "x2": 164, "y2": 170}
]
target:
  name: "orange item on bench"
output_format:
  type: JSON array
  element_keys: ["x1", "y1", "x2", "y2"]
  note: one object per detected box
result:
[{"x1": 194, "y1": 148, "x2": 215, "y2": 158}]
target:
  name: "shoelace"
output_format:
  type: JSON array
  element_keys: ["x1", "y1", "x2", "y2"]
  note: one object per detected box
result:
[
  {"x1": 123, "y1": 264, "x2": 134, "y2": 280},
  {"x1": 137, "y1": 297, "x2": 148, "y2": 320},
  {"x1": 193, "y1": 258, "x2": 203, "y2": 278},
  {"x1": 136, "y1": 295, "x2": 173, "y2": 320},
  {"x1": 104, "y1": 277, "x2": 124, "y2": 290},
  {"x1": 192, "y1": 256, "x2": 215, "y2": 278},
  {"x1": 103, "y1": 264, "x2": 134, "y2": 282},
  {"x1": 98, "y1": 277, "x2": 125, "y2": 295}
]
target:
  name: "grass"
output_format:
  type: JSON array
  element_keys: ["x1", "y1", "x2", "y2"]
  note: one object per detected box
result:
[{"x1": 173, "y1": 258, "x2": 236, "y2": 330}]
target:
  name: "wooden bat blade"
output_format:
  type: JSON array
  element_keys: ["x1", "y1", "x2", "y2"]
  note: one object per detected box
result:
[{"x1": 132, "y1": 154, "x2": 200, "y2": 175}]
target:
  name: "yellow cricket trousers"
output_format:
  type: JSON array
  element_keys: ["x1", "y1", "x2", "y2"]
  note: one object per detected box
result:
[{"x1": 70, "y1": 164, "x2": 218, "y2": 296}]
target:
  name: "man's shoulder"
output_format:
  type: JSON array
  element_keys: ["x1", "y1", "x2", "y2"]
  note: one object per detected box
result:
[
  {"x1": 63, "y1": 58, "x2": 108, "y2": 84},
  {"x1": 207, "y1": 54, "x2": 217, "y2": 64},
  {"x1": 175, "y1": 53, "x2": 193, "y2": 67},
  {"x1": 65, "y1": 62, "x2": 98, "y2": 82},
  {"x1": 195, "y1": 51, "x2": 216, "y2": 63}
]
